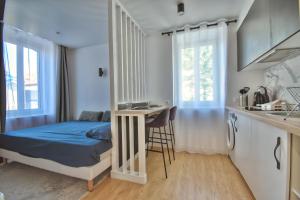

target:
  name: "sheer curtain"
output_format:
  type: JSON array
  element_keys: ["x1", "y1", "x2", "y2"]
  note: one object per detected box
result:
[
  {"x1": 172, "y1": 21, "x2": 228, "y2": 154},
  {"x1": 4, "y1": 26, "x2": 58, "y2": 131}
]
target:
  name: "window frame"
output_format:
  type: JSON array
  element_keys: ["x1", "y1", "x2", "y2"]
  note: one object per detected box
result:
[
  {"x1": 177, "y1": 39, "x2": 220, "y2": 108},
  {"x1": 4, "y1": 36, "x2": 44, "y2": 118}
]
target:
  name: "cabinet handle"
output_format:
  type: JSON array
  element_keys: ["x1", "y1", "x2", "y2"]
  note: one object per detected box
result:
[
  {"x1": 273, "y1": 137, "x2": 281, "y2": 170},
  {"x1": 233, "y1": 116, "x2": 238, "y2": 132}
]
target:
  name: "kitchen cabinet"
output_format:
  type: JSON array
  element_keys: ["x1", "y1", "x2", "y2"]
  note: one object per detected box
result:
[
  {"x1": 234, "y1": 114, "x2": 251, "y2": 177},
  {"x1": 250, "y1": 119, "x2": 289, "y2": 200},
  {"x1": 237, "y1": 0, "x2": 271, "y2": 71},
  {"x1": 270, "y1": 0, "x2": 300, "y2": 47},
  {"x1": 233, "y1": 114, "x2": 289, "y2": 200},
  {"x1": 237, "y1": 0, "x2": 300, "y2": 71}
]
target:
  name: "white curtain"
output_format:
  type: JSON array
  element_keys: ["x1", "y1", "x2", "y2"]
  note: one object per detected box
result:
[
  {"x1": 172, "y1": 21, "x2": 228, "y2": 154},
  {"x1": 4, "y1": 26, "x2": 58, "y2": 131}
]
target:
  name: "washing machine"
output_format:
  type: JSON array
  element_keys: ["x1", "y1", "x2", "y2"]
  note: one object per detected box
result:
[{"x1": 227, "y1": 112, "x2": 237, "y2": 163}]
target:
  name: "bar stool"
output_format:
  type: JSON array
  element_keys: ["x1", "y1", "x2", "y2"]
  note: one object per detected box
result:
[
  {"x1": 145, "y1": 109, "x2": 171, "y2": 178},
  {"x1": 169, "y1": 106, "x2": 177, "y2": 146},
  {"x1": 150, "y1": 106, "x2": 177, "y2": 160},
  {"x1": 165, "y1": 106, "x2": 177, "y2": 160}
]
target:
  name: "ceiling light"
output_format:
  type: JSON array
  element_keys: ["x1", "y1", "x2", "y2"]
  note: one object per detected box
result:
[{"x1": 177, "y1": 2, "x2": 184, "y2": 16}]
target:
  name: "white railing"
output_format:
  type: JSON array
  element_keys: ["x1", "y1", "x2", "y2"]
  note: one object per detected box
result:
[
  {"x1": 110, "y1": 111, "x2": 147, "y2": 184},
  {"x1": 108, "y1": 0, "x2": 149, "y2": 184},
  {"x1": 109, "y1": 0, "x2": 147, "y2": 109},
  {"x1": 110, "y1": 107, "x2": 167, "y2": 184}
]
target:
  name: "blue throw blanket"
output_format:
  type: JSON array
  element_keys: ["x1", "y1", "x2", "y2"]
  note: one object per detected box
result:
[{"x1": 86, "y1": 125, "x2": 111, "y2": 141}]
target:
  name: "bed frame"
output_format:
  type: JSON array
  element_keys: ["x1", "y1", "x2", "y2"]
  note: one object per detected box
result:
[{"x1": 0, "y1": 148, "x2": 111, "y2": 191}]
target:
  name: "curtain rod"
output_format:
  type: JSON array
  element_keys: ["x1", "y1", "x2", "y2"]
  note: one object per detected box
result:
[{"x1": 161, "y1": 19, "x2": 237, "y2": 36}]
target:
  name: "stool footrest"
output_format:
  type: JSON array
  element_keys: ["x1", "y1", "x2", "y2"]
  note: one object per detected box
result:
[
  {"x1": 148, "y1": 139, "x2": 171, "y2": 143},
  {"x1": 147, "y1": 140, "x2": 168, "y2": 145},
  {"x1": 146, "y1": 149, "x2": 163, "y2": 153},
  {"x1": 152, "y1": 131, "x2": 174, "y2": 136},
  {"x1": 147, "y1": 137, "x2": 171, "y2": 143}
]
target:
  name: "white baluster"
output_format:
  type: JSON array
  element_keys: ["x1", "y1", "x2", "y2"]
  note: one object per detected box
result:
[
  {"x1": 129, "y1": 116, "x2": 135, "y2": 173},
  {"x1": 121, "y1": 116, "x2": 127, "y2": 173}
]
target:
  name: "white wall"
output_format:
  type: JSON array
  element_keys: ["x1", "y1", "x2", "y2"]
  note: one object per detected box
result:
[
  {"x1": 264, "y1": 55, "x2": 300, "y2": 104},
  {"x1": 226, "y1": 24, "x2": 265, "y2": 106},
  {"x1": 236, "y1": 0, "x2": 254, "y2": 30},
  {"x1": 68, "y1": 44, "x2": 110, "y2": 119},
  {"x1": 146, "y1": 25, "x2": 265, "y2": 107},
  {"x1": 228, "y1": 0, "x2": 265, "y2": 106},
  {"x1": 146, "y1": 33, "x2": 173, "y2": 104}
]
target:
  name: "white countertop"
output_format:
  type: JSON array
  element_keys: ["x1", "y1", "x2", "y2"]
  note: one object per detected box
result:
[
  {"x1": 113, "y1": 105, "x2": 169, "y2": 115},
  {"x1": 226, "y1": 106, "x2": 300, "y2": 136}
]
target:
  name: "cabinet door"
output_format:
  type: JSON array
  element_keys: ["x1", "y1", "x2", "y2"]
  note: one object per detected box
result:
[
  {"x1": 234, "y1": 114, "x2": 252, "y2": 177},
  {"x1": 270, "y1": 0, "x2": 300, "y2": 47},
  {"x1": 249, "y1": 120, "x2": 289, "y2": 200},
  {"x1": 237, "y1": 0, "x2": 271, "y2": 71}
]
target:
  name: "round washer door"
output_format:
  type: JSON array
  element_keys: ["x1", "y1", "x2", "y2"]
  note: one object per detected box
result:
[{"x1": 227, "y1": 119, "x2": 235, "y2": 150}]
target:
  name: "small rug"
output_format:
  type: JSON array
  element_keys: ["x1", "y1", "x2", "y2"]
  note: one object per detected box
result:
[{"x1": 0, "y1": 162, "x2": 88, "y2": 200}]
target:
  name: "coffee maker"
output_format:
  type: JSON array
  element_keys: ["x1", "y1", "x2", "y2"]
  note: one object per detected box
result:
[{"x1": 239, "y1": 87, "x2": 250, "y2": 108}]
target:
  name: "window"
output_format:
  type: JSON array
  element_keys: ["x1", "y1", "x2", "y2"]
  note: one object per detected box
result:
[
  {"x1": 181, "y1": 45, "x2": 215, "y2": 103},
  {"x1": 23, "y1": 47, "x2": 40, "y2": 110},
  {"x1": 173, "y1": 26, "x2": 227, "y2": 109},
  {"x1": 4, "y1": 42, "x2": 17, "y2": 111},
  {"x1": 176, "y1": 41, "x2": 218, "y2": 108},
  {"x1": 3, "y1": 26, "x2": 57, "y2": 127},
  {"x1": 4, "y1": 40, "x2": 43, "y2": 117}
]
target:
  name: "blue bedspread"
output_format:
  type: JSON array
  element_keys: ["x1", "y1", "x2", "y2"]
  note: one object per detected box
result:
[{"x1": 0, "y1": 121, "x2": 112, "y2": 167}]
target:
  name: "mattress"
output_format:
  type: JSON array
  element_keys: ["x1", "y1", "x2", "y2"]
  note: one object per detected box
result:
[{"x1": 0, "y1": 121, "x2": 112, "y2": 167}]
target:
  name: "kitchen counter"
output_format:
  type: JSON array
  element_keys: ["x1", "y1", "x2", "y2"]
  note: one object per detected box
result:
[
  {"x1": 226, "y1": 106, "x2": 300, "y2": 136},
  {"x1": 113, "y1": 105, "x2": 168, "y2": 115}
]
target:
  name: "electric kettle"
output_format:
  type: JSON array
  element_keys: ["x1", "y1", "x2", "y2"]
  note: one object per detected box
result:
[{"x1": 253, "y1": 86, "x2": 270, "y2": 106}]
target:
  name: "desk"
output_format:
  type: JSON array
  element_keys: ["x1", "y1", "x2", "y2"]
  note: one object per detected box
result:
[{"x1": 110, "y1": 106, "x2": 168, "y2": 184}]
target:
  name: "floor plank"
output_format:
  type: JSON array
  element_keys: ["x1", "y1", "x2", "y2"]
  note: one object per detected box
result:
[{"x1": 83, "y1": 152, "x2": 254, "y2": 200}]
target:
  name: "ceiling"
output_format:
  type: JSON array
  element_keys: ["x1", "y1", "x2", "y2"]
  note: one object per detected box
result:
[
  {"x1": 4, "y1": 0, "x2": 246, "y2": 48},
  {"x1": 119, "y1": 0, "x2": 247, "y2": 33},
  {"x1": 4, "y1": 0, "x2": 109, "y2": 48}
]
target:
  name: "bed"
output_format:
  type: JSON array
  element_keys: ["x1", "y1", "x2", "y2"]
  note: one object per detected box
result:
[{"x1": 0, "y1": 121, "x2": 112, "y2": 191}]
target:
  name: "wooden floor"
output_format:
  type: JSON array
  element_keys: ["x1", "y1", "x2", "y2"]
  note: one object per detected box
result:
[{"x1": 83, "y1": 152, "x2": 254, "y2": 200}]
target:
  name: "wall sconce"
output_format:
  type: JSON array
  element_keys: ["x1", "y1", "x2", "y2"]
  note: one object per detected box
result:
[{"x1": 99, "y1": 68, "x2": 104, "y2": 77}]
